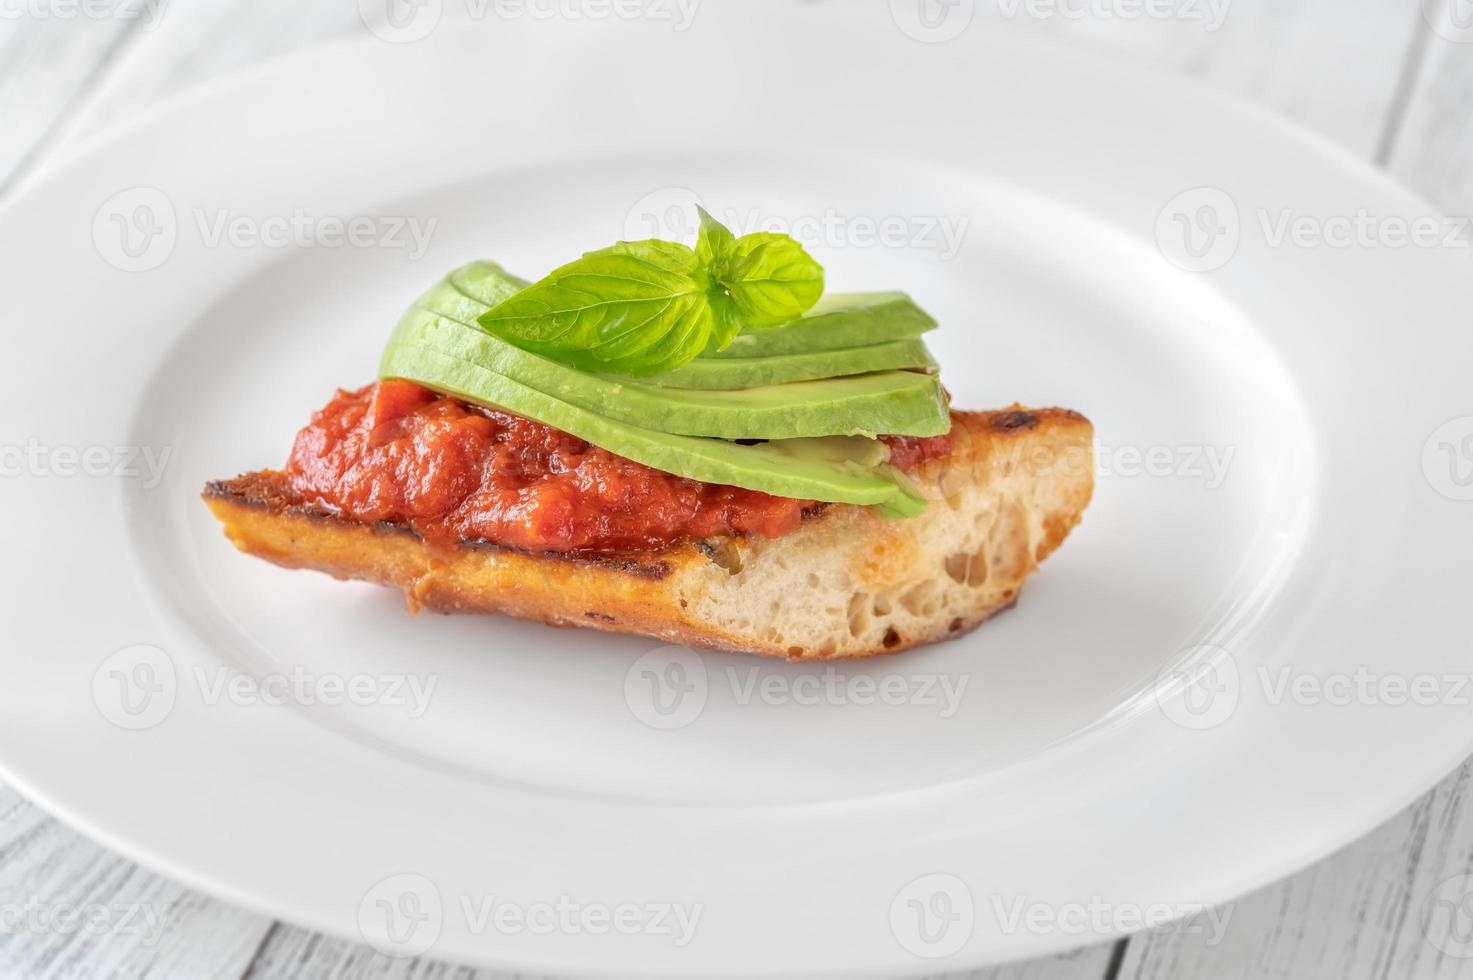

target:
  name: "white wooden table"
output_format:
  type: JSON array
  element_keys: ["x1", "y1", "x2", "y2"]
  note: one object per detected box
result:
[{"x1": 2, "y1": 2, "x2": 1471, "y2": 977}]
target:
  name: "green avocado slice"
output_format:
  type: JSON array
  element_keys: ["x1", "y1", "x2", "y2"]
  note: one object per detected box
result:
[
  {"x1": 699, "y1": 291, "x2": 937, "y2": 359},
  {"x1": 446, "y1": 261, "x2": 529, "y2": 306},
  {"x1": 393, "y1": 310, "x2": 947, "y2": 439},
  {"x1": 616, "y1": 339, "x2": 938, "y2": 390},
  {"x1": 379, "y1": 342, "x2": 926, "y2": 514}
]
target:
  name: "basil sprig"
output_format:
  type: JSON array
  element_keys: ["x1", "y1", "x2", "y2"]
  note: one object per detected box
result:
[{"x1": 476, "y1": 208, "x2": 824, "y2": 376}]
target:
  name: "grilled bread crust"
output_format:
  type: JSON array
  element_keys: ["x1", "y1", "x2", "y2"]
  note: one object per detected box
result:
[{"x1": 202, "y1": 407, "x2": 1093, "y2": 660}]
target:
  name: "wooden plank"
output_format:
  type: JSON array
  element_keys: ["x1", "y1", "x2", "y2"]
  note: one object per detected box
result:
[
  {"x1": 0, "y1": 786, "x2": 272, "y2": 979},
  {"x1": 1386, "y1": 0, "x2": 1473, "y2": 211},
  {"x1": 971, "y1": 942, "x2": 1120, "y2": 980},
  {"x1": 239, "y1": 927, "x2": 539, "y2": 980},
  {"x1": 1119, "y1": 759, "x2": 1473, "y2": 978},
  {"x1": 236, "y1": 908, "x2": 1117, "y2": 979}
]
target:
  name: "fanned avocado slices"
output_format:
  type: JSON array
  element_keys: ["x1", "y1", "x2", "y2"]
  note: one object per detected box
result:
[
  {"x1": 392, "y1": 311, "x2": 948, "y2": 439},
  {"x1": 380, "y1": 343, "x2": 926, "y2": 514},
  {"x1": 379, "y1": 261, "x2": 948, "y2": 515}
]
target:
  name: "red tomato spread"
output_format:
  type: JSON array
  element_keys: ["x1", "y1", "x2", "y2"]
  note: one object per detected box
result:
[
  {"x1": 881, "y1": 430, "x2": 955, "y2": 472},
  {"x1": 287, "y1": 381, "x2": 951, "y2": 554}
]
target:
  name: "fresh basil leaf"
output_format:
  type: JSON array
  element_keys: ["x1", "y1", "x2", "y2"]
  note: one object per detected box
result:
[
  {"x1": 476, "y1": 240, "x2": 718, "y2": 375},
  {"x1": 712, "y1": 231, "x2": 825, "y2": 329},
  {"x1": 600, "y1": 291, "x2": 714, "y2": 375},
  {"x1": 695, "y1": 208, "x2": 748, "y2": 352},
  {"x1": 695, "y1": 206, "x2": 736, "y2": 267},
  {"x1": 475, "y1": 208, "x2": 826, "y2": 375},
  {"x1": 705, "y1": 294, "x2": 745, "y2": 354}
]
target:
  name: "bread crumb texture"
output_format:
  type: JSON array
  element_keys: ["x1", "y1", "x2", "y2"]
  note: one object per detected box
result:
[{"x1": 678, "y1": 408, "x2": 1093, "y2": 658}]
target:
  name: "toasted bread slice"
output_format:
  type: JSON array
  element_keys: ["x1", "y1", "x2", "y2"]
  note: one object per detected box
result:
[{"x1": 202, "y1": 407, "x2": 1093, "y2": 660}]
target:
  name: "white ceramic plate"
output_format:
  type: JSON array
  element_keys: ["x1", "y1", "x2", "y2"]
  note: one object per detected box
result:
[{"x1": 2, "y1": 3, "x2": 1471, "y2": 976}]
